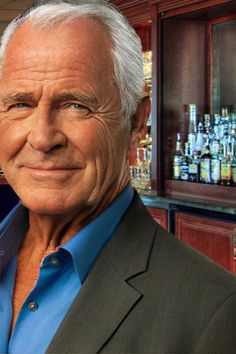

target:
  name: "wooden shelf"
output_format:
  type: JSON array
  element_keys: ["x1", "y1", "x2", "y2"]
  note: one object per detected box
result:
[{"x1": 165, "y1": 179, "x2": 236, "y2": 208}]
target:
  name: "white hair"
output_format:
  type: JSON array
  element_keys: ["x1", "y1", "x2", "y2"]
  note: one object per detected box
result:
[{"x1": 0, "y1": 0, "x2": 144, "y2": 122}]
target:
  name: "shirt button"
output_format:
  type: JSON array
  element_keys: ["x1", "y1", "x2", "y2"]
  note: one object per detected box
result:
[
  {"x1": 50, "y1": 256, "x2": 59, "y2": 266},
  {"x1": 27, "y1": 301, "x2": 38, "y2": 311}
]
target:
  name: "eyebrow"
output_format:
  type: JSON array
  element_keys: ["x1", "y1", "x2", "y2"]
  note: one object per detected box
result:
[
  {"x1": 0, "y1": 91, "x2": 98, "y2": 106},
  {"x1": 0, "y1": 92, "x2": 35, "y2": 105},
  {"x1": 54, "y1": 92, "x2": 98, "y2": 106}
]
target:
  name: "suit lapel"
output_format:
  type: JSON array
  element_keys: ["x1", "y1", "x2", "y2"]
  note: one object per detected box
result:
[{"x1": 47, "y1": 192, "x2": 158, "y2": 353}]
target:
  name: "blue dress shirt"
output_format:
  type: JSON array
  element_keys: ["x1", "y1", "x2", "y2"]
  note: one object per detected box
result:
[{"x1": 0, "y1": 185, "x2": 134, "y2": 354}]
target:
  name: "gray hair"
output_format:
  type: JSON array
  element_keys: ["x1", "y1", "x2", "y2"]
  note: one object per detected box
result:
[{"x1": 0, "y1": 0, "x2": 144, "y2": 122}]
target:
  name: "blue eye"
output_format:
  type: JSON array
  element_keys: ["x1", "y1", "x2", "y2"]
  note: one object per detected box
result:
[
  {"x1": 10, "y1": 103, "x2": 29, "y2": 109},
  {"x1": 71, "y1": 103, "x2": 87, "y2": 110}
]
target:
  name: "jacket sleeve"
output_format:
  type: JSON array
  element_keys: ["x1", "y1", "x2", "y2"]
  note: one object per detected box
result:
[{"x1": 194, "y1": 291, "x2": 236, "y2": 354}]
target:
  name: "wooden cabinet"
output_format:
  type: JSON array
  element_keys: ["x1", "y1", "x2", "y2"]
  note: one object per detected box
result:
[
  {"x1": 175, "y1": 211, "x2": 236, "y2": 273},
  {"x1": 147, "y1": 207, "x2": 168, "y2": 229},
  {"x1": 154, "y1": 0, "x2": 236, "y2": 207},
  {"x1": 113, "y1": 0, "x2": 236, "y2": 274},
  {"x1": 112, "y1": 0, "x2": 236, "y2": 208}
]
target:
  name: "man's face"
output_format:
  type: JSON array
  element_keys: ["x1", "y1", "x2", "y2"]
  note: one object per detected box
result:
[{"x1": 0, "y1": 19, "x2": 132, "y2": 216}]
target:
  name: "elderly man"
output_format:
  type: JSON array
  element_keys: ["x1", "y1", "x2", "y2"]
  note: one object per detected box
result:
[{"x1": 0, "y1": 1, "x2": 235, "y2": 353}]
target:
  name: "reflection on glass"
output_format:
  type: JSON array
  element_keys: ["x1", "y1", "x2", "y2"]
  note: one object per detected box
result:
[
  {"x1": 212, "y1": 20, "x2": 236, "y2": 114},
  {"x1": 130, "y1": 51, "x2": 152, "y2": 193}
]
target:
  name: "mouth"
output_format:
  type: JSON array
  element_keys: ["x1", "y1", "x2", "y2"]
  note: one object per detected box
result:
[
  {"x1": 21, "y1": 165, "x2": 81, "y2": 179},
  {"x1": 24, "y1": 166, "x2": 78, "y2": 171}
]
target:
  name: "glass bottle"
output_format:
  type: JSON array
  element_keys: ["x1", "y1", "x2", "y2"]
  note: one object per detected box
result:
[
  {"x1": 180, "y1": 143, "x2": 190, "y2": 181},
  {"x1": 141, "y1": 148, "x2": 152, "y2": 191},
  {"x1": 231, "y1": 116, "x2": 236, "y2": 183},
  {"x1": 210, "y1": 152, "x2": 221, "y2": 185},
  {"x1": 187, "y1": 104, "x2": 197, "y2": 156},
  {"x1": 195, "y1": 122, "x2": 204, "y2": 154},
  {"x1": 200, "y1": 145, "x2": 211, "y2": 183},
  {"x1": 221, "y1": 106, "x2": 230, "y2": 135},
  {"x1": 231, "y1": 142, "x2": 236, "y2": 187},
  {"x1": 188, "y1": 150, "x2": 200, "y2": 183},
  {"x1": 173, "y1": 133, "x2": 184, "y2": 180},
  {"x1": 220, "y1": 143, "x2": 232, "y2": 186}
]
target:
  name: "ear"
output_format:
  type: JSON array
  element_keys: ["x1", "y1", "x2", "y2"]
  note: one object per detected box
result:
[{"x1": 129, "y1": 96, "x2": 151, "y2": 151}]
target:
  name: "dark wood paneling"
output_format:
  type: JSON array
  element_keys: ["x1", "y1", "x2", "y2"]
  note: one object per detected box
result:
[
  {"x1": 156, "y1": 0, "x2": 236, "y2": 19},
  {"x1": 111, "y1": 0, "x2": 152, "y2": 25},
  {"x1": 135, "y1": 25, "x2": 151, "y2": 51},
  {"x1": 165, "y1": 179, "x2": 236, "y2": 208},
  {"x1": 162, "y1": 19, "x2": 207, "y2": 180},
  {"x1": 175, "y1": 211, "x2": 236, "y2": 273},
  {"x1": 112, "y1": 0, "x2": 149, "y2": 9}
]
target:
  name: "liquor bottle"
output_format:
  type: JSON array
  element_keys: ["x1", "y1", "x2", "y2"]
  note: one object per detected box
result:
[
  {"x1": 187, "y1": 104, "x2": 197, "y2": 156},
  {"x1": 142, "y1": 148, "x2": 151, "y2": 170},
  {"x1": 230, "y1": 140, "x2": 236, "y2": 186},
  {"x1": 210, "y1": 151, "x2": 221, "y2": 185},
  {"x1": 218, "y1": 114, "x2": 225, "y2": 140},
  {"x1": 200, "y1": 145, "x2": 211, "y2": 183},
  {"x1": 195, "y1": 122, "x2": 204, "y2": 153},
  {"x1": 180, "y1": 143, "x2": 190, "y2": 181},
  {"x1": 231, "y1": 115, "x2": 236, "y2": 184},
  {"x1": 210, "y1": 130, "x2": 220, "y2": 156},
  {"x1": 230, "y1": 122, "x2": 236, "y2": 160},
  {"x1": 141, "y1": 148, "x2": 152, "y2": 191},
  {"x1": 173, "y1": 133, "x2": 184, "y2": 180},
  {"x1": 221, "y1": 107, "x2": 230, "y2": 135},
  {"x1": 220, "y1": 143, "x2": 232, "y2": 186},
  {"x1": 204, "y1": 114, "x2": 211, "y2": 137},
  {"x1": 134, "y1": 148, "x2": 143, "y2": 168},
  {"x1": 188, "y1": 150, "x2": 200, "y2": 182}
]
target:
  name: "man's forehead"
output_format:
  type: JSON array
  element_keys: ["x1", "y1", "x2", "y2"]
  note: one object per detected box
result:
[
  {"x1": 7, "y1": 17, "x2": 111, "y2": 49},
  {"x1": 1, "y1": 17, "x2": 114, "y2": 81}
]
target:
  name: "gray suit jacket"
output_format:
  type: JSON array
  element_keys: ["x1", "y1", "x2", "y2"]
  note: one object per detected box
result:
[{"x1": 47, "y1": 192, "x2": 236, "y2": 354}]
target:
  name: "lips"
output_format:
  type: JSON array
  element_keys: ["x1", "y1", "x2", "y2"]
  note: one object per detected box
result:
[
  {"x1": 23, "y1": 166, "x2": 78, "y2": 170},
  {"x1": 20, "y1": 165, "x2": 81, "y2": 181}
]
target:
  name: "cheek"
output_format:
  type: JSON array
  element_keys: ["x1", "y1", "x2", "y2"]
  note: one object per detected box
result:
[
  {"x1": 71, "y1": 122, "x2": 111, "y2": 167},
  {"x1": 70, "y1": 118, "x2": 127, "y2": 175},
  {"x1": 0, "y1": 119, "x2": 26, "y2": 166}
]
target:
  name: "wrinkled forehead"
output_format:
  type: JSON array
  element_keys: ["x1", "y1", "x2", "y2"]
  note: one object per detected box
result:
[{"x1": 1, "y1": 17, "x2": 115, "y2": 78}]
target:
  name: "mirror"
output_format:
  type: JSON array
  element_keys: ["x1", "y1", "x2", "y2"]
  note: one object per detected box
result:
[{"x1": 211, "y1": 20, "x2": 236, "y2": 114}]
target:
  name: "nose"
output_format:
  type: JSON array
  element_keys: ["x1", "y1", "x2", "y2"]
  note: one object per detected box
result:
[{"x1": 27, "y1": 107, "x2": 67, "y2": 152}]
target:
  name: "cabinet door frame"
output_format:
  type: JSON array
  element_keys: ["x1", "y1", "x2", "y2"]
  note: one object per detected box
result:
[{"x1": 175, "y1": 210, "x2": 236, "y2": 273}]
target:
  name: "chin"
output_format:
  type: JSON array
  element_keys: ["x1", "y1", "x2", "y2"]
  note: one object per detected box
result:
[
  {"x1": 18, "y1": 192, "x2": 76, "y2": 215},
  {"x1": 21, "y1": 201, "x2": 69, "y2": 215}
]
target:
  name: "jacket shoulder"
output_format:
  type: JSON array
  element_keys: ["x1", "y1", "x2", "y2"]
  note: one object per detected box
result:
[{"x1": 148, "y1": 224, "x2": 236, "y2": 296}]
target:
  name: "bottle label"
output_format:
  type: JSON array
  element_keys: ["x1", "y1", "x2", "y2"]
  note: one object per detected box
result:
[
  {"x1": 173, "y1": 156, "x2": 182, "y2": 179},
  {"x1": 221, "y1": 164, "x2": 232, "y2": 180},
  {"x1": 211, "y1": 159, "x2": 220, "y2": 182},
  {"x1": 188, "y1": 163, "x2": 197, "y2": 174},
  {"x1": 173, "y1": 165, "x2": 181, "y2": 179},
  {"x1": 200, "y1": 159, "x2": 211, "y2": 183},
  {"x1": 181, "y1": 164, "x2": 189, "y2": 180}
]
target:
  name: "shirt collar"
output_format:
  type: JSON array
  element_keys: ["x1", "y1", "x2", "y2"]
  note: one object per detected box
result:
[
  {"x1": 0, "y1": 185, "x2": 134, "y2": 280},
  {"x1": 61, "y1": 184, "x2": 134, "y2": 283}
]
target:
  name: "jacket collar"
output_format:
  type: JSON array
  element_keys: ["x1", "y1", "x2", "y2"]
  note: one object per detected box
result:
[{"x1": 47, "y1": 192, "x2": 158, "y2": 353}]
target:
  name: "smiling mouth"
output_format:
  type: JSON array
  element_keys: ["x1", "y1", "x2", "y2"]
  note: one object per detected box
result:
[
  {"x1": 24, "y1": 166, "x2": 78, "y2": 171},
  {"x1": 22, "y1": 166, "x2": 81, "y2": 177}
]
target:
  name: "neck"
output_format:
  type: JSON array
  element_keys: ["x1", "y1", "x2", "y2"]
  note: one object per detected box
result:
[{"x1": 26, "y1": 181, "x2": 129, "y2": 250}]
